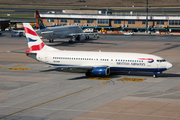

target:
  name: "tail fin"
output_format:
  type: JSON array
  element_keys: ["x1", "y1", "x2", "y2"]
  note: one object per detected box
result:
[
  {"x1": 23, "y1": 23, "x2": 45, "y2": 52},
  {"x1": 36, "y1": 10, "x2": 46, "y2": 29}
]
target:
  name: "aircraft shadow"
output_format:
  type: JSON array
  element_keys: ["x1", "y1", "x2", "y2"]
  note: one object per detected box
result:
[
  {"x1": 40, "y1": 69, "x2": 180, "y2": 79},
  {"x1": 68, "y1": 76, "x2": 88, "y2": 80},
  {"x1": 111, "y1": 71, "x2": 180, "y2": 78},
  {"x1": 45, "y1": 38, "x2": 115, "y2": 47}
]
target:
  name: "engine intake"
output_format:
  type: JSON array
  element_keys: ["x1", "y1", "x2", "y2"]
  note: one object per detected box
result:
[{"x1": 92, "y1": 67, "x2": 110, "y2": 76}]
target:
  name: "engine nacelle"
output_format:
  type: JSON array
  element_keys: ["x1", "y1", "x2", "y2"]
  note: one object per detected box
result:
[
  {"x1": 76, "y1": 35, "x2": 86, "y2": 41},
  {"x1": 92, "y1": 67, "x2": 110, "y2": 76}
]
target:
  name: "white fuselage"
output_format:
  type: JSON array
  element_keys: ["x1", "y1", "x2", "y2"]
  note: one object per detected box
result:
[{"x1": 33, "y1": 46, "x2": 172, "y2": 73}]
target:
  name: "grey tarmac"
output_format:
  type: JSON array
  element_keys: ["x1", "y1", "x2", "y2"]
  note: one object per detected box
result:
[{"x1": 0, "y1": 32, "x2": 180, "y2": 120}]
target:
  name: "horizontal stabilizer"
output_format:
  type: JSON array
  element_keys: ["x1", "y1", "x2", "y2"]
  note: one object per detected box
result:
[{"x1": 7, "y1": 51, "x2": 37, "y2": 54}]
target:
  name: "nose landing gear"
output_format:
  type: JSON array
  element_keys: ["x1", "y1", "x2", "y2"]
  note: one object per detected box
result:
[
  {"x1": 153, "y1": 71, "x2": 162, "y2": 78},
  {"x1": 153, "y1": 74, "x2": 157, "y2": 78}
]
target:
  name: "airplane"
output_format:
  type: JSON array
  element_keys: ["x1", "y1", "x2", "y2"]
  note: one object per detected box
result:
[
  {"x1": 35, "y1": 10, "x2": 96, "y2": 43},
  {"x1": 13, "y1": 23, "x2": 173, "y2": 78}
]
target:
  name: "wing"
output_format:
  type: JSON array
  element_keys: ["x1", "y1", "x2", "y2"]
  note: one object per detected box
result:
[
  {"x1": 45, "y1": 65, "x2": 93, "y2": 70},
  {"x1": 67, "y1": 32, "x2": 97, "y2": 37},
  {"x1": 40, "y1": 31, "x2": 54, "y2": 35},
  {"x1": 45, "y1": 65, "x2": 108, "y2": 70}
]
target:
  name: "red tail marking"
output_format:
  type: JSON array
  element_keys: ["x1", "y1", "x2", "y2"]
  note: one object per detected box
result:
[
  {"x1": 24, "y1": 27, "x2": 38, "y2": 36},
  {"x1": 29, "y1": 42, "x2": 45, "y2": 51}
]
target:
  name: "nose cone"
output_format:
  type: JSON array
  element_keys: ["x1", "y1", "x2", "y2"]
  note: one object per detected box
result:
[{"x1": 166, "y1": 62, "x2": 173, "y2": 69}]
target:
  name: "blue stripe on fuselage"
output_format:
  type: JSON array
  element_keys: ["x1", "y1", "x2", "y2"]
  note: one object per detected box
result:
[
  {"x1": 110, "y1": 67, "x2": 167, "y2": 72},
  {"x1": 48, "y1": 63, "x2": 167, "y2": 72}
]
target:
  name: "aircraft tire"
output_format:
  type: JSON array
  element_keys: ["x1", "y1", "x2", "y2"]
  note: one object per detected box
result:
[
  {"x1": 85, "y1": 71, "x2": 92, "y2": 76},
  {"x1": 153, "y1": 74, "x2": 157, "y2": 78},
  {"x1": 69, "y1": 40, "x2": 73, "y2": 43}
]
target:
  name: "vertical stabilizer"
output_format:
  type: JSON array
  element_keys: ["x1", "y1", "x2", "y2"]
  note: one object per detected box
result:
[
  {"x1": 23, "y1": 23, "x2": 45, "y2": 52},
  {"x1": 36, "y1": 10, "x2": 46, "y2": 29}
]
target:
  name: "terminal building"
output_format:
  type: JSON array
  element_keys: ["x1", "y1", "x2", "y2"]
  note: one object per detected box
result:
[{"x1": 40, "y1": 10, "x2": 180, "y2": 34}]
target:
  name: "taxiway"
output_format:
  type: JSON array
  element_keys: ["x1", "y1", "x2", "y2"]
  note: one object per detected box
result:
[{"x1": 0, "y1": 33, "x2": 180, "y2": 120}]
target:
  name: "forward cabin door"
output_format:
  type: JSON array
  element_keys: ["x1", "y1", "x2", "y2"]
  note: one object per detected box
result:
[{"x1": 44, "y1": 56, "x2": 48, "y2": 63}]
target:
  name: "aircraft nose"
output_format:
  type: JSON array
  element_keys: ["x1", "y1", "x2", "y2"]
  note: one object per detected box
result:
[{"x1": 166, "y1": 62, "x2": 173, "y2": 69}]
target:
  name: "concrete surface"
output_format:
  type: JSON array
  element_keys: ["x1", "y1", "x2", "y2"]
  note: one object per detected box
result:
[{"x1": 0, "y1": 32, "x2": 180, "y2": 120}]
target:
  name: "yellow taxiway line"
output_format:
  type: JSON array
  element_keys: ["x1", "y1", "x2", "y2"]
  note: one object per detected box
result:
[
  {"x1": 5, "y1": 67, "x2": 31, "y2": 71},
  {"x1": 5, "y1": 64, "x2": 31, "y2": 71},
  {"x1": 118, "y1": 78, "x2": 146, "y2": 82},
  {"x1": 98, "y1": 81, "x2": 109, "y2": 85},
  {"x1": 87, "y1": 77, "x2": 114, "y2": 80}
]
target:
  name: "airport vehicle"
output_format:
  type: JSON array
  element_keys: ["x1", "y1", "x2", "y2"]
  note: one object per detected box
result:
[
  {"x1": 5, "y1": 27, "x2": 11, "y2": 31},
  {"x1": 36, "y1": 11, "x2": 96, "y2": 43},
  {"x1": 18, "y1": 23, "x2": 173, "y2": 78},
  {"x1": 10, "y1": 30, "x2": 25, "y2": 37},
  {"x1": 83, "y1": 28, "x2": 94, "y2": 33},
  {"x1": 123, "y1": 32, "x2": 134, "y2": 36},
  {"x1": 5, "y1": 26, "x2": 15, "y2": 31}
]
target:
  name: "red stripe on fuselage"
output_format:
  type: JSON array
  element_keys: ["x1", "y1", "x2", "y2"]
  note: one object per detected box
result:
[
  {"x1": 24, "y1": 27, "x2": 38, "y2": 36},
  {"x1": 29, "y1": 42, "x2": 45, "y2": 51},
  {"x1": 138, "y1": 58, "x2": 154, "y2": 61}
]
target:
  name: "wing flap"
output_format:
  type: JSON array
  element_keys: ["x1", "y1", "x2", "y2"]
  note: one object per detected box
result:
[
  {"x1": 40, "y1": 31, "x2": 54, "y2": 35},
  {"x1": 45, "y1": 65, "x2": 93, "y2": 70},
  {"x1": 45, "y1": 65, "x2": 109, "y2": 70}
]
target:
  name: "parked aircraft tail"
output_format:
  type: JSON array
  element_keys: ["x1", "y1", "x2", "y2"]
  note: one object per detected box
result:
[{"x1": 36, "y1": 10, "x2": 46, "y2": 29}]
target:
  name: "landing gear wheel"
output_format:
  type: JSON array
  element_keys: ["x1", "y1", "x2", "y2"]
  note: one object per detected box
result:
[
  {"x1": 49, "y1": 39, "x2": 54, "y2": 43},
  {"x1": 86, "y1": 36, "x2": 89, "y2": 40},
  {"x1": 69, "y1": 40, "x2": 73, "y2": 43},
  {"x1": 85, "y1": 72, "x2": 92, "y2": 76},
  {"x1": 153, "y1": 74, "x2": 157, "y2": 78}
]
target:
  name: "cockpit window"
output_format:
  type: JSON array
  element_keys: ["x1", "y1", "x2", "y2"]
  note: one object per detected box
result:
[{"x1": 157, "y1": 59, "x2": 166, "y2": 62}]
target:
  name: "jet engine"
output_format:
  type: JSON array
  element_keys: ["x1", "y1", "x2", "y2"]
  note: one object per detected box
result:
[{"x1": 92, "y1": 67, "x2": 110, "y2": 76}]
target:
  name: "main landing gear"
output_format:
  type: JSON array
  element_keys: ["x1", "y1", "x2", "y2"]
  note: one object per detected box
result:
[
  {"x1": 69, "y1": 36, "x2": 73, "y2": 43},
  {"x1": 85, "y1": 71, "x2": 92, "y2": 76},
  {"x1": 49, "y1": 39, "x2": 54, "y2": 43},
  {"x1": 69, "y1": 40, "x2": 73, "y2": 43}
]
